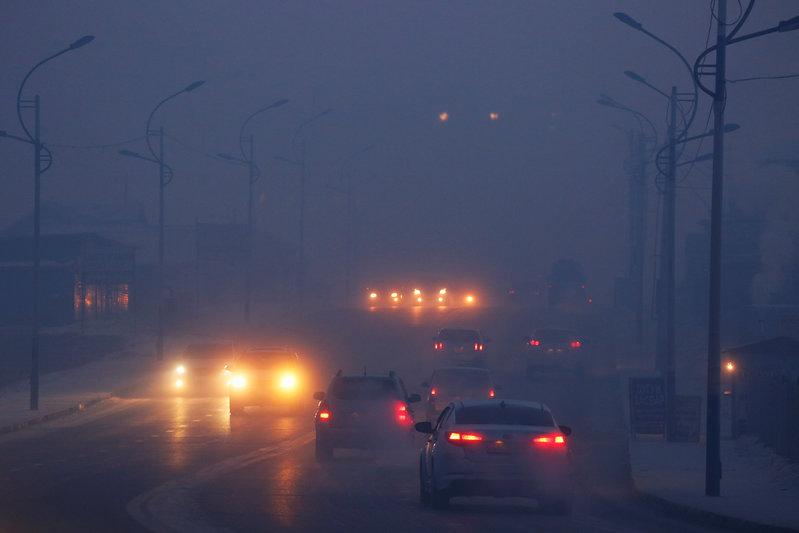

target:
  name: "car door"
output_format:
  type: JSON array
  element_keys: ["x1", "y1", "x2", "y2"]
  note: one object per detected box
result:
[{"x1": 425, "y1": 405, "x2": 453, "y2": 473}]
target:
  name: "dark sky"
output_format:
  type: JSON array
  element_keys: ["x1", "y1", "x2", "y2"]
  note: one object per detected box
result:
[{"x1": 2, "y1": 1, "x2": 798, "y2": 300}]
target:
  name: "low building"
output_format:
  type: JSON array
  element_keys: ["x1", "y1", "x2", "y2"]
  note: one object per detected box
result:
[{"x1": 0, "y1": 233, "x2": 134, "y2": 325}]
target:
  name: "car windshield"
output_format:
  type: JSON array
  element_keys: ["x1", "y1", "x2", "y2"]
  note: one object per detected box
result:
[
  {"x1": 456, "y1": 405, "x2": 555, "y2": 427},
  {"x1": 534, "y1": 329, "x2": 575, "y2": 343},
  {"x1": 432, "y1": 369, "x2": 490, "y2": 393},
  {"x1": 439, "y1": 329, "x2": 479, "y2": 343},
  {"x1": 237, "y1": 350, "x2": 297, "y2": 367},
  {"x1": 183, "y1": 343, "x2": 232, "y2": 358},
  {"x1": 330, "y1": 377, "x2": 399, "y2": 400}
]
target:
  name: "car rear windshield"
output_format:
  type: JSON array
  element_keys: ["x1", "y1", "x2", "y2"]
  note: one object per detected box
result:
[
  {"x1": 534, "y1": 329, "x2": 575, "y2": 343},
  {"x1": 456, "y1": 405, "x2": 555, "y2": 427},
  {"x1": 330, "y1": 377, "x2": 399, "y2": 400},
  {"x1": 439, "y1": 329, "x2": 479, "y2": 343},
  {"x1": 183, "y1": 343, "x2": 232, "y2": 358},
  {"x1": 432, "y1": 370, "x2": 490, "y2": 391}
]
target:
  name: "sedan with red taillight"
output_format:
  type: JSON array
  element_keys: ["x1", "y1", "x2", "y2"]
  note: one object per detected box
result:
[
  {"x1": 416, "y1": 399, "x2": 574, "y2": 513},
  {"x1": 421, "y1": 367, "x2": 497, "y2": 421},
  {"x1": 432, "y1": 328, "x2": 489, "y2": 364},
  {"x1": 312, "y1": 371, "x2": 420, "y2": 461},
  {"x1": 524, "y1": 328, "x2": 585, "y2": 376}
]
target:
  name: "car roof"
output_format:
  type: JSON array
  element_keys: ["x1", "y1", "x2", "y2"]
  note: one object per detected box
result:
[{"x1": 455, "y1": 399, "x2": 549, "y2": 411}]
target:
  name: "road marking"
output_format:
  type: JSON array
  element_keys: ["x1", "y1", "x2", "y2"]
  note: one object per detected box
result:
[{"x1": 127, "y1": 430, "x2": 315, "y2": 532}]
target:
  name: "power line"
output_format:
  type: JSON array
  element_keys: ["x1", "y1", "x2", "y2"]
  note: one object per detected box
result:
[
  {"x1": 728, "y1": 73, "x2": 799, "y2": 83},
  {"x1": 47, "y1": 135, "x2": 145, "y2": 150}
]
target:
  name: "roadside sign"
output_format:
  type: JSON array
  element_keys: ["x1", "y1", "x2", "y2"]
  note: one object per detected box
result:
[{"x1": 629, "y1": 377, "x2": 666, "y2": 437}]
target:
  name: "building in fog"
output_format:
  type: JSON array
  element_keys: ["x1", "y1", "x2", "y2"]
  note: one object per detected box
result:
[{"x1": 0, "y1": 233, "x2": 134, "y2": 325}]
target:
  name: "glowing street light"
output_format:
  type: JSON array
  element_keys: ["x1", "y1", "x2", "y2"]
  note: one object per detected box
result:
[
  {"x1": 489, "y1": 112, "x2": 500, "y2": 121},
  {"x1": 438, "y1": 111, "x2": 449, "y2": 123}
]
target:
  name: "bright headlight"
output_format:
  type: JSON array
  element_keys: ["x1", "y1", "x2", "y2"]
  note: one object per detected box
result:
[
  {"x1": 230, "y1": 375, "x2": 247, "y2": 389},
  {"x1": 175, "y1": 365, "x2": 186, "y2": 375},
  {"x1": 279, "y1": 373, "x2": 298, "y2": 391},
  {"x1": 174, "y1": 379, "x2": 184, "y2": 388}
]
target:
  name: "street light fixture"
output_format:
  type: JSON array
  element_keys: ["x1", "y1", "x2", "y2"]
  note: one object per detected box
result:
[
  {"x1": 121, "y1": 81, "x2": 205, "y2": 360},
  {"x1": 217, "y1": 97, "x2": 289, "y2": 323},
  {"x1": 691, "y1": 0, "x2": 799, "y2": 497},
  {"x1": 280, "y1": 108, "x2": 333, "y2": 311},
  {"x1": 13, "y1": 35, "x2": 95, "y2": 411}
]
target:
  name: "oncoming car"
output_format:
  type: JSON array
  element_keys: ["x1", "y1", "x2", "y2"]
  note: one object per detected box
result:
[
  {"x1": 226, "y1": 347, "x2": 304, "y2": 414},
  {"x1": 313, "y1": 371, "x2": 421, "y2": 461},
  {"x1": 525, "y1": 328, "x2": 585, "y2": 375},
  {"x1": 167, "y1": 342, "x2": 234, "y2": 394},
  {"x1": 416, "y1": 400, "x2": 574, "y2": 513},
  {"x1": 422, "y1": 367, "x2": 496, "y2": 421}
]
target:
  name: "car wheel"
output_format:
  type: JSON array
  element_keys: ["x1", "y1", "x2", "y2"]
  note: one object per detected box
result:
[
  {"x1": 430, "y1": 463, "x2": 449, "y2": 510},
  {"x1": 315, "y1": 437, "x2": 333, "y2": 462},
  {"x1": 229, "y1": 398, "x2": 244, "y2": 415},
  {"x1": 419, "y1": 459, "x2": 431, "y2": 507}
]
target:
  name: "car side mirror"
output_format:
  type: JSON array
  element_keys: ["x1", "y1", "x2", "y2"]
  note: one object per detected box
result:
[
  {"x1": 313, "y1": 391, "x2": 325, "y2": 401},
  {"x1": 559, "y1": 425, "x2": 572, "y2": 436},
  {"x1": 407, "y1": 393, "x2": 421, "y2": 403},
  {"x1": 415, "y1": 421, "x2": 433, "y2": 434},
  {"x1": 421, "y1": 381, "x2": 429, "y2": 388}
]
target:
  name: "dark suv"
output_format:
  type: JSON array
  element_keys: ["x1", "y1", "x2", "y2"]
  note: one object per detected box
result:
[{"x1": 313, "y1": 371, "x2": 421, "y2": 461}]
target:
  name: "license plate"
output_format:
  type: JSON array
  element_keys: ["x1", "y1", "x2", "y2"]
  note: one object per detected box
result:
[{"x1": 487, "y1": 439, "x2": 511, "y2": 454}]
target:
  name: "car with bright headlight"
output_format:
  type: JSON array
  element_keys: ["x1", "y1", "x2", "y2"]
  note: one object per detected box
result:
[
  {"x1": 167, "y1": 341, "x2": 235, "y2": 394},
  {"x1": 226, "y1": 347, "x2": 304, "y2": 415},
  {"x1": 417, "y1": 399, "x2": 574, "y2": 513},
  {"x1": 313, "y1": 371, "x2": 421, "y2": 461}
]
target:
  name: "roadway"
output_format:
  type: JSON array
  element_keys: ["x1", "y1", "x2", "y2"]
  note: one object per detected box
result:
[{"x1": 0, "y1": 305, "x2": 722, "y2": 532}]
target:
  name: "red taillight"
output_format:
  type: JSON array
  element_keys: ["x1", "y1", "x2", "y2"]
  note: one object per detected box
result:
[
  {"x1": 488, "y1": 389, "x2": 495, "y2": 398},
  {"x1": 396, "y1": 402, "x2": 411, "y2": 425},
  {"x1": 530, "y1": 339, "x2": 541, "y2": 347},
  {"x1": 532, "y1": 433, "x2": 567, "y2": 448},
  {"x1": 430, "y1": 388, "x2": 437, "y2": 396},
  {"x1": 447, "y1": 431, "x2": 483, "y2": 443},
  {"x1": 318, "y1": 410, "x2": 331, "y2": 421},
  {"x1": 473, "y1": 343, "x2": 484, "y2": 351},
  {"x1": 434, "y1": 342, "x2": 444, "y2": 350},
  {"x1": 570, "y1": 340, "x2": 582, "y2": 349}
]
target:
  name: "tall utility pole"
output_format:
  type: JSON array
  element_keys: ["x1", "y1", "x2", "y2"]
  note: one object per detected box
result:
[
  {"x1": 627, "y1": 130, "x2": 649, "y2": 345},
  {"x1": 244, "y1": 133, "x2": 255, "y2": 324},
  {"x1": 298, "y1": 137, "x2": 307, "y2": 310},
  {"x1": 12, "y1": 35, "x2": 95, "y2": 410},
  {"x1": 120, "y1": 81, "x2": 204, "y2": 360},
  {"x1": 705, "y1": 0, "x2": 727, "y2": 497},
  {"x1": 663, "y1": 86, "x2": 678, "y2": 437},
  {"x1": 218, "y1": 98, "x2": 289, "y2": 324}
]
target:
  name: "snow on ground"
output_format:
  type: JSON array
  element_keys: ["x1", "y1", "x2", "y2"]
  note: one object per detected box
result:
[{"x1": 630, "y1": 436, "x2": 799, "y2": 530}]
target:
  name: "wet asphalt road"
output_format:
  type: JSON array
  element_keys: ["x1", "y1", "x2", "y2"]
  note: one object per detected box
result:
[{"x1": 0, "y1": 306, "x2": 724, "y2": 532}]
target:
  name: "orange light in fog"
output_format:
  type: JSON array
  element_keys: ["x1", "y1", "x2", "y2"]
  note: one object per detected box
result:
[
  {"x1": 489, "y1": 112, "x2": 500, "y2": 121},
  {"x1": 465, "y1": 294, "x2": 475, "y2": 304},
  {"x1": 369, "y1": 292, "x2": 378, "y2": 299},
  {"x1": 725, "y1": 360, "x2": 736, "y2": 373},
  {"x1": 438, "y1": 111, "x2": 449, "y2": 122}
]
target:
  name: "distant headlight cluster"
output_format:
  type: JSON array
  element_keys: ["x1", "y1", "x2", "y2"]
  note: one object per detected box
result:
[{"x1": 365, "y1": 286, "x2": 478, "y2": 308}]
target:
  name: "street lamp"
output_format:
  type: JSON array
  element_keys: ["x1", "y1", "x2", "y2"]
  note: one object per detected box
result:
[
  {"x1": 121, "y1": 81, "x2": 205, "y2": 360},
  {"x1": 692, "y1": 0, "x2": 799, "y2": 496},
  {"x1": 597, "y1": 95, "x2": 657, "y2": 345},
  {"x1": 327, "y1": 144, "x2": 375, "y2": 306},
  {"x1": 217, "y1": 98, "x2": 289, "y2": 323},
  {"x1": 277, "y1": 108, "x2": 333, "y2": 311},
  {"x1": 11, "y1": 35, "x2": 95, "y2": 411}
]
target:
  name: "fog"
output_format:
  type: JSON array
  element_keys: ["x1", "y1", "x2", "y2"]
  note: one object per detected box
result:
[{"x1": 0, "y1": 1, "x2": 795, "y2": 303}]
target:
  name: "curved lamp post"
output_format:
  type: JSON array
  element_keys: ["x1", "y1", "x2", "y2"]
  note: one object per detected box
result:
[
  {"x1": 691, "y1": 0, "x2": 799, "y2": 496},
  {"x1": 12, "y1": 35, "x2": 95, "y2": 410},
  {"x1": 277, "y1": 108, "x2": 333, "y2": 311},
  {"x1": 120, "y1": 81, "x2": 204, "y2": 360},
  {"x1": 217, "y1": 97, "x2": 289, "y2": 323}
]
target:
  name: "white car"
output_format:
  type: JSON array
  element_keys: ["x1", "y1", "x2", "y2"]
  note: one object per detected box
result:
[{"x1": 416, "y1": 399, "x2": 574, "y2": 513}]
